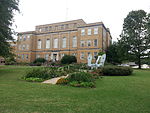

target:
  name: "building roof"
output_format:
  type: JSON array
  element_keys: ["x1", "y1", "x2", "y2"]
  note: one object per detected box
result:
[{"x1": 36, "y1": 19, "x2": 86, "y2": 27}]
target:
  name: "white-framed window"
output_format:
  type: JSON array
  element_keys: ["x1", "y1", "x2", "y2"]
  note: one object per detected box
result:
[
  {"x1": 46, "y1": 39, "x2": 50, "y2": 49},
  {"x1": 19, "y1": 36, "x2": 22, "y2": 41},
  {"x1": 94, "y1": 27, "x2": 98, "y2": 34},
  {"x1": 88, "y1": 28, "x2": 92, "y2": 35},
  {"x1": 26, "y1": 54, "x2": 29, "y2": 59},
  {"x1": 22, "y1": 44, "x2": 26, "y2": 50},
  {"x1": 23, "y1": 35, "x2": 26, "y2": 41},
  {"x1": 19, "y1": 45, "x2": 22, "y2": 50},
  {"x1": 87, "y1": 40, "x2": 91, "y2": 47},
  {"x1": 94, "y1": 52, "x2": 98, "y2": 59},
  {"x1": 80, "y1": 52, "x2": 85, "y2": 60},
  {"x1": 18, "y1": 54, "x2": 21, "y2": 59},
  {"x1": 45, "y1": 54, "x2": 49, "y2": 60},
  {"x1": 62, "y1": 37, "x2": 66, "y2": 48},
  {"x1": 80, "y1": 40, "x2": 85, "y2": 47},
  {"x1": 72, "y1": 36, "x2": 77, "y2": 47},
  {"x1": 39, "y1": 28, "x2": 42, "y2": 32},
  {"x1": 37, "y1": 39, "x2": 42, "y2": 49},
  {"x1": 26, "y1": 45, "x2": 29, "y2": 50},
  {"x1": 61, "y1": 53, "x2": 65, "y2": 58},
  {"x1": 36, "y1": 54, "x2": 40, "y2": 59},
  {"x1": 27, "y1": 35, "x2": 30, "y2": 39},
  {"x1": 87, "y1": 52, "x2": 91, "y2": 57},
  {"x1": 94, "y1": 39, "x2": 98, "y2": 47},
  {"x1": 72, "y1": 53, "x2": 77, "y2": 56},
  {"x1": 54, "y1": 38, "x2": 58, "y2": 48},
  {"x1": 22, "y1": 54, "x2": 24, "y2": 60},
  {"x1": 81, "y1": 29, "x2": 85, "y2": 36}
]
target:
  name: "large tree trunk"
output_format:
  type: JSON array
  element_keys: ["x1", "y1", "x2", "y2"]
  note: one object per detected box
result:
[{"x1": 138, "y1": 55, "x2": 141, "y2": 69}]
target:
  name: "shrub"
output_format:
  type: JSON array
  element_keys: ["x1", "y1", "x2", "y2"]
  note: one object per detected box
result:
[
  {"x1": 102, "y1": 66, "x2": 133, "y2": 76},
  {"x1": 61, "y1": 55, "x2": 77, "y2": 64},
  {"x1": 24, "y1": 67, "x2": 67, "y2": 81},
  {"x1": 69, "y1": 81, "x2": 95, "y2": 88},
  {"x1": 25, "y1": 77, "x2": 44, "y2": 82},
  {"x1": 56, "y1": 78, "x2": 68, "y2": 85},
  {"x1": 67, "y1": 72, "x2": 94, "y2": 82},
  {"x1": 25, "y1": 68, "x2": 50, "y2": 79},
  {"x1": 33, "y1": 58, "x2": 46, "y2": 64}
]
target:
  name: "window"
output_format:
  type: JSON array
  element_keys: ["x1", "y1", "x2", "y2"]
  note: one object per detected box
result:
[
  {"x1": 26, "y1": 54, "x2": 28, "y2": 59},
  {"x1": 87, "y1": 40, "x2": 91, "y2": 47},
  {"x1": 94, "y1": 52, "x2": 98, "y2": 59},
  {"x1": 20, "y1": 36, "x2": 22, "y2": 41},
  {"x1": 65, "y1": 24, "x2": 69, "y2": 29},
  {"x1": 36, "y1": 54, "x2": 40, "y2": 59},
  {"x1": 88, "y1": 29, "x2": 92, "y2": 35},
  {"x1": 81, "y1": 29, "x2": 85, "y2": 36},
  {"x1": 54, "y1": 38, "x2": 58, "y2": 48},
  {"x1": 72, "y1": 36, "x2": 77, "y2": 47},
  {"x1": 22, "y1": 44, "x2": 26, "y2": 50},
  {"x1": 26, "y1": 45, "x2": 29, "y2": 50},
  {"x1": 61, "y1": 25, "x2": 64, "y2": 29},
  {"x1": 49, "y1": 26, "x2": 52, "y2": 31},
  {"x1": 94, "y1": 27, "x2": 98, "y2": 34},
  {"x1": 23, "y1": 35, "x2": 26, "y2": 41},
  {"x1": 62, "y1": 37, "x2": 66, "y2": 48},
  {"x1": 80, "y1": 52, "x2": 84, "y2": 60},
  {"x1": 19, "y1": 45, "x2": 22, "y2": 50},
  {"x1": 61, "y1": 53, "x2": 65, "y2": 58},
  {"x1": 72, "y1": 53, "x2": 76, "y2": 56},
  {"x1": 22, "y1": 54, "x2": 24, "y2": 60},
  {"x1": 46, "y1": 39, "x2": 50, "y2": 49},
  {"x1": 45, "y1": 27, "x2": 48, "y2": 31},
  {"x1": 37, "y1": 39, "x2": 42, "y2": 49},
  {"x1": 80, "y1": 40, "x2": 85, "y2": 47},
  {"x1": 87, "y1": 52, "x2": 91, "y2": 57},
  {"x1": 45, "y1": 54, "x2": 49, "y2": 60},
  {"x1": 27, "y1": 35, "x2": 30, "y2": 39},
  {"x1": 94, "y1": 39, "x2": 98, "y2": 47},
  {"x1": 39, "y1": 28, "x2": 42, "y2": 32}
]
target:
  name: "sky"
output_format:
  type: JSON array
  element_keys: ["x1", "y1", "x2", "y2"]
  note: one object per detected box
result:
[{"x1": 13, "y1": 0, "x2": 150, "y2": 41}]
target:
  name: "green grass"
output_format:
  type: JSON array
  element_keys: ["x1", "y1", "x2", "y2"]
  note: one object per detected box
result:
[{"x1": 0, "y1": 66, "x2": 150, "y2": 113}]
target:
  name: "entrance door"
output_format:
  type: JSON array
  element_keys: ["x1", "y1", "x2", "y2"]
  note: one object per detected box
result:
[{"x1": 53, "y1": 54, "x2": 57, "y2": 61}]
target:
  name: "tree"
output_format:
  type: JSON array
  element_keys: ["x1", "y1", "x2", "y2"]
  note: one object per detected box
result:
[
  {"x1": 61, "y1": 55, "x2": 77, "y2": 64},
  {"x1": 120, "y1": 10, "x2": 150, "y2": 69},
  {"x1": 106, "y1": 41, "x2": 128, "y2": 64},
  {"x1": 0, "y1": 0, "x2": 19, "y2": 57}
]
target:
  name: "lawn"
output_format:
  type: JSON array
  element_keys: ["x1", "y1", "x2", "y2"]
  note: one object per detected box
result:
[{"x1": 0, "y1": 66, "x2": 150, "y2": 113}]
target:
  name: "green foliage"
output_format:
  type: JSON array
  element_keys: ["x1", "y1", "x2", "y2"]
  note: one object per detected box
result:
[
  {"x1": 24, "y1": 77, "x2": 44, "y2": 82},
  {"x1": 0, "y1": 66, "x2": 150, "y2": 113},
  {"x1": 69, "y1": 81, "x2": 95, "y2": 88},
  {"x1": 33, "y1": 58, "x2": 46, "y2": 64},
  {"x1": 4, "y1": 55, "x2": 16, "y2": 65},
  {"x1": 0, "y1": 0, "x2": 19, "y2": 57},
  {"x1": 61, "y1": 55, "x2": 77, "y2": 64},
  {"x1": 120, "y1": 10, "x2": 150, "y2": 68},
  {"x1": 56, "y1": 78, "x2": 68, "y2": 85},
  {"x1": 102, "y1": 66, "x2": 133, "y2": 76},
  {"x1": 67, "y1": 72, "x2": 94, "y2": 82},
  {"x1": 106, "y1": 42, "x2": 128, "y2": 64},
  {"x1": 25, "y1": 68, "x2": 50, "y2": 79},
  {"x1": 24, "y1": 67, "x2": 67, "y2": 80}
]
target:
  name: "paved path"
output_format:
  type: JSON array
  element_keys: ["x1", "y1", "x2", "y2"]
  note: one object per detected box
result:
[{"x1": 42, "y1": 75, "x2": 68, "y2": 84}]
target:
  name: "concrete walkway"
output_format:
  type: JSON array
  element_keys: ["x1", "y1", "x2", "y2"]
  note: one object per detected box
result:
[{"x1": 42, "y1": 75, "x2": 68, "y2": 84}]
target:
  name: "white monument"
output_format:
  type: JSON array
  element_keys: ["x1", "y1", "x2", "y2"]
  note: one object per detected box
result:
[{"x1": 87, "y1": 54, "x2": 106, "y2": 69}]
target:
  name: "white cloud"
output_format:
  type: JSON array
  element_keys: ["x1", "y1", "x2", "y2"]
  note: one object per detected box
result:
[{"x1": 13, "y1": 0, "x2": 150, "y2": 41}]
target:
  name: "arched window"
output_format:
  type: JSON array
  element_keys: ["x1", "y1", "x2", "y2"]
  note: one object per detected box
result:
[
  {"x1": 46, "y1": 39, "x2": 50, "y2": 49},
  {"x1": 37, "y1": 39, "x2": 42, "y2": 49}
]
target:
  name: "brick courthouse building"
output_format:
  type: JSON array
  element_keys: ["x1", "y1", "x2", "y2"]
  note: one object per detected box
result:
[{"x1": 16, "y1": 19, "x2": 112, "y2": 63}]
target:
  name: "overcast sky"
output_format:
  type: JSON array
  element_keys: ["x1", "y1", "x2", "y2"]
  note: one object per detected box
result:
[{"x1": 13, "y1": 0, "x2": 150, "y2": 41}]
